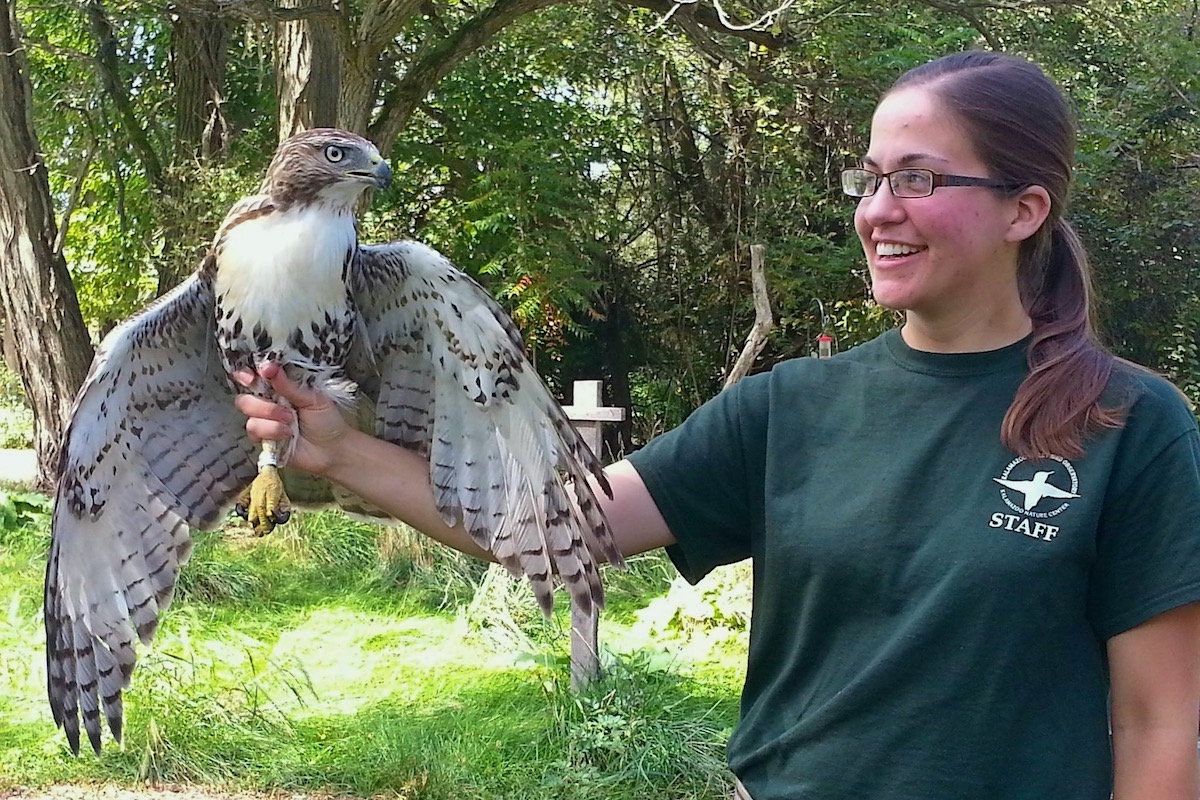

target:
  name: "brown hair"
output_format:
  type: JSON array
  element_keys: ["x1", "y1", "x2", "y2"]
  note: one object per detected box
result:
[{"x1": 889, "y1": 51, "x2": 1123, "y2": 459}]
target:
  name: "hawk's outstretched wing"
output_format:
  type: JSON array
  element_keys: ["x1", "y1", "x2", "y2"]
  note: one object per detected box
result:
[
  {"x1": 45, "y1": 272, "x2": 257, "y2": 754},
  {"x1": 348, "y1": 241, "x2": 626, "y2": 615}
]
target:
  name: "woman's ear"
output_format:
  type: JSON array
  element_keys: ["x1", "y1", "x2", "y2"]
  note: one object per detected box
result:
[{"x1": 1005, "y1": 184, "x2": 1052, "y2": 243}]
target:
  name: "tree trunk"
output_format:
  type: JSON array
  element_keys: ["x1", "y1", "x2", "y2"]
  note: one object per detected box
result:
[
  {"x1": 152, "y1": 9, "x2": 233, "y2": 296},
  {"x1": 339, "y1": 50, "x2": 375, "y2": 136},
  {"x1": 662, "y1": 61, "x2": 727, "y2": 239},
  {"x1": 86, "y1": 0, "x2": 192, "y2": 297},
  {"x1": 275, "y1": 0, "x2": 342, "y2": 141},
  {"x1": 639, "y1": 71, "x2": 677, "y2": 295},
  {"x1": 173, "y1": 9, "x2": 231, "y2": 162},
  {"x1": 0, "y1": 0, "x2": 94, "y2": 489}
]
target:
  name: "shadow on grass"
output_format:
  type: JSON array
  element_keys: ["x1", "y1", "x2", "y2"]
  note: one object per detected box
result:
[
  {"x1": 175, "y1": 514, "x2": 681, "y2": 650},
  {"x1": 3, "y1": 501, "x2": 679, "y2": 634},
  {"x1": 4, "y1": 508, "x2": 732, "y2": 799},
  {"x1": 8, "y1": 664, "x2": 737, "y2": 800}
]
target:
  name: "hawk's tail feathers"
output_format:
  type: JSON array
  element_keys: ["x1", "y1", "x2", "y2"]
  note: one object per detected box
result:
[
  {"x1": 44, "y1": 537, "x2": 130, "y2": 756},
  {"x1": 46, "y1": 467, "x2": 197, "y2": 755}
]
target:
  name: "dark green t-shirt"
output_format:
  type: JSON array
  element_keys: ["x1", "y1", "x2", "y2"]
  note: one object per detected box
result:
[{"x1": 628, "y1": 328, "x2": 1200, "y2": 799}]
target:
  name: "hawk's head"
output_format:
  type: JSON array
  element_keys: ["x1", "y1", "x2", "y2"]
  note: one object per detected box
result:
[{"x1": 261, "y1": 128, "x2": 393, "y2": 210}]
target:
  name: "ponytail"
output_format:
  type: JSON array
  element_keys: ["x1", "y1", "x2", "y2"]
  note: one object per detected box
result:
[
  {"x1": 890, "y1": 53, "x2": 1130, "y2": 458},
  {"x1": 1001, "y1": 220, "x2": 1124, "y2": 459}
]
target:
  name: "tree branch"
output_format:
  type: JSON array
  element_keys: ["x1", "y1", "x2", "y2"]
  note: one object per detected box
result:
[
  {"x1": 625, "y1": 0, "x2": 797, "y2": 48},
  {"x1": 203, "y1": 0, "x2": 343, "y2": 22},
  {"x1": 16, "y1": 33, "x2": 94, "y2": 65},
  {"x1": 724, "y1": 244, "x2": 773, "y2": 388},
  {"x1": 367, "y1": 0, "x2": 562, "y2": 151},
  {"x1": 54, "y1": 128, "x2": 95, "y2": 258},
  {"x1": 913, "y1": 0, "x2": 1003, "y2": 48},
  {"x1": 357, "y1": 0, "x2": 427, "y2": 53},
  {"x1": 84, "y1": 0, "x2": 166, "y2": 189}
]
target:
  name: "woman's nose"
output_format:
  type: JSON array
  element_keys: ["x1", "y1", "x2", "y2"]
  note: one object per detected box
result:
[{"x1": 858, "y1": 180, "x2": 907, "y2": 227}]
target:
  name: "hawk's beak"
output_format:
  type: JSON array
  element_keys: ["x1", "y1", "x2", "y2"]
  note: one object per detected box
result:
[{"x1": 371, "y1": 159, "x2": 393, "y2": 190}]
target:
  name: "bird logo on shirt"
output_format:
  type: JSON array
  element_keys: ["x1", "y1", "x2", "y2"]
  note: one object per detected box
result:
[
  {"x1": 993, "y1": 456, "x2": 1080, "y2": 519},
  {"x1": 993, "y1": 472, "x2": 1080, "y2": 511}
]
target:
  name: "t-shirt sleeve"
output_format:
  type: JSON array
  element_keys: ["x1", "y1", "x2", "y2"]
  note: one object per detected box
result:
[
  {"x1": 627, "y1": 375, "x2": 768, "y2": 584},
  {"x1": 1089, "y1": 386, "x2": 1200, "y2": 640}
]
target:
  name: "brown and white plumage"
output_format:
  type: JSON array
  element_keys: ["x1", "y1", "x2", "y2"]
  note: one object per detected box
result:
[{"x1": 45, "y1": 128, "x2": 624, "y2": 755}]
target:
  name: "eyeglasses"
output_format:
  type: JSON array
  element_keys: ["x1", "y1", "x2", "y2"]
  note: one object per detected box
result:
[{"x1": 841, "y1": 167, "x2": 1016, "y2": 198}]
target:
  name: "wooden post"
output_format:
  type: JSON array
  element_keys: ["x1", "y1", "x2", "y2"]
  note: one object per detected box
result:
[{"x1": 561, "y1": 379, "x2": 625, "y2": 689}]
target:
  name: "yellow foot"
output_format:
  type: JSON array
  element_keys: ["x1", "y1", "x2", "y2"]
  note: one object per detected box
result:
[{"x1": 243, "y1": 465, "x2": 293, "y2": 536}]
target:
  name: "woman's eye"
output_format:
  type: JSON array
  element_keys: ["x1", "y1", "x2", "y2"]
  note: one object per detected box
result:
[
  {"x1": 325, "y1": 145, "x2": 344, "y2": 163},
  {"x1": 898, "y1": 170, "x2": 930, "y2": 192}
]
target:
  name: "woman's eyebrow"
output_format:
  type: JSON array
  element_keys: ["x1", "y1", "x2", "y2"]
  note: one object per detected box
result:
[{"x1": 861, "y1": 153, "x2": 952, "y2": 168}]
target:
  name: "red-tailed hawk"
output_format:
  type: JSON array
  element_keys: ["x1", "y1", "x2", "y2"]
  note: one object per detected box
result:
[{"x1": 44, "y1": 128, "x2": 624, "y2": 755}]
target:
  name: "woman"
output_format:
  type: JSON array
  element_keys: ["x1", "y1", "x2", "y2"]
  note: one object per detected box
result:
[{"x1": 239, "y1": 52, "x2": 1200, "y2": 798}]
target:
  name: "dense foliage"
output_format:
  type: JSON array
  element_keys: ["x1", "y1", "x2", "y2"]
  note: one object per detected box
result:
[{"x1": 12, "y1": 0, "x2": 1200, "y2": 450}]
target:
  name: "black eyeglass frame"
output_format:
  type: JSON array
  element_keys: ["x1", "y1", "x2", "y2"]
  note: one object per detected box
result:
[{"x1": 841, "y1": 167, "x2": 1019, "y2": 198}]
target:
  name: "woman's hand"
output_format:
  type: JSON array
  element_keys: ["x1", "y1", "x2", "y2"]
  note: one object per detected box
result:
[{"x1": 233, "y1": 362, "x2": 352, "y2": 478}]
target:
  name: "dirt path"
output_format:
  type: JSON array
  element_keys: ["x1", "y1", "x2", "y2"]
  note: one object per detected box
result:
[{"x1": 0, "y1": 448, "x2": 36, "y2": 486}]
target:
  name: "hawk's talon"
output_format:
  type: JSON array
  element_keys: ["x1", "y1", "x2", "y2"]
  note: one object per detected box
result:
[
  {"x1": 234, "y1": 486, "x2": 251, "y2": 520},
  {"x1": 247, "y1": 465, "x2": 292, "y2": 536}
]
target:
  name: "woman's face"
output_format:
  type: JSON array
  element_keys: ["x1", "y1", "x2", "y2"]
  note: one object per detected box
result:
[{"x1": 854, "y1": 87, "x2": 1029, "y2": 337}]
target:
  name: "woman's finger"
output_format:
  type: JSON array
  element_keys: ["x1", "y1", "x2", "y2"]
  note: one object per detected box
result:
[
  {"x1": 258, "y1": 362, "x2": 324, "y2": 409},
  {"x1": 234, "y1": 393, "x2": 295, "y2": 424},
  {"x1": 245, "y1": 417, "x2": 293, "y2": 443},
  {"x1": 232, "y1": 368, "x2": 257, "y2": 388}
]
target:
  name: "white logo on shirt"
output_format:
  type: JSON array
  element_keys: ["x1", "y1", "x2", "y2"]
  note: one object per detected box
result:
[
  {"x1": 993, "y1": 456, "x2": 1080, "y2": 517},
  {"x1": 988, "y1": 456, "x2": 1080, "y2": 542}
]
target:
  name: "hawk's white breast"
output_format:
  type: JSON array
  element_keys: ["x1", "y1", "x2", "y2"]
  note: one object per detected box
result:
[{"x1": 214, "y1": 203, "x2": 356, "y2": 348}]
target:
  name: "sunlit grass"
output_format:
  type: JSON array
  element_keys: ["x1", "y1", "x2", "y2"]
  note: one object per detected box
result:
[{"x1": 0, "y1": 503, "x2": 746, "y2": 798}]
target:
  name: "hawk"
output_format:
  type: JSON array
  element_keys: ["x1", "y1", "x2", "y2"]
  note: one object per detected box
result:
[{"x1": 44, "y1": 128, "x2": 624, "y2": 755}]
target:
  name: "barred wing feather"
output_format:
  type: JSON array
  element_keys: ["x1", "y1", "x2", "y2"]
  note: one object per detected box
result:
[
  {"x1": 349, "y1": 241, "x2": 625, "y2": 615},
  {"x1": 45, "y1": 273, "x2": 257, "y2": 754}
]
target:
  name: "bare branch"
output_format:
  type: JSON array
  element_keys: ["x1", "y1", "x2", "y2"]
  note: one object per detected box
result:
[
  {"x1": 649, "y1": 0, "x2": 798, "y2": 34},
  {"x1": 625, "y1": 0, "x2": 796, "y2": 47},
  {"x1": 725, "y1": 244, "x2": 773, "y2": 388}
]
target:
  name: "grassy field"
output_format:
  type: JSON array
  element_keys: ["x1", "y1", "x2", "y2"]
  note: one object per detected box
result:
[{"x1": 0, "y1": 492, "x2": 749, "y2": 799}]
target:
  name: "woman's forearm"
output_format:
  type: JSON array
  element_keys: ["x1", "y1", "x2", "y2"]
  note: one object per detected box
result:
[
  {"x1": 236, "y1": 364, "x2": 675, "y2": 563},
  {"x1": 1108, "y1": 602, "x2": 1200, "y2": 800},
  {"x1": 321, "y1": 432, "x2": 676, "y2": 564},
  {"x1": 1111, "y1": 724, "x2": 1199, "y2": 800},
  {"x1": 322, "y1": 426, "x2": 495, "y2": 561}
]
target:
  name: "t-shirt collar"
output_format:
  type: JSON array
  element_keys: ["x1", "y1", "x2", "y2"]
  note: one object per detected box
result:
[{"x1": 883, "y1": 327, "x2": 1031, "y2": 377}]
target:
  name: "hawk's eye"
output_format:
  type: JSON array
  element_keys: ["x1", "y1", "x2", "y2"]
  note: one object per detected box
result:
[{"x1": 324, "y1": 145, "x2": 345, "y2": 163}]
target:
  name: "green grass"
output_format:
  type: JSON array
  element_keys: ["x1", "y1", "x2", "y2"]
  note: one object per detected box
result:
[{"x1": 0, "y1": 502, "x2": 747, "y2": 798}]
